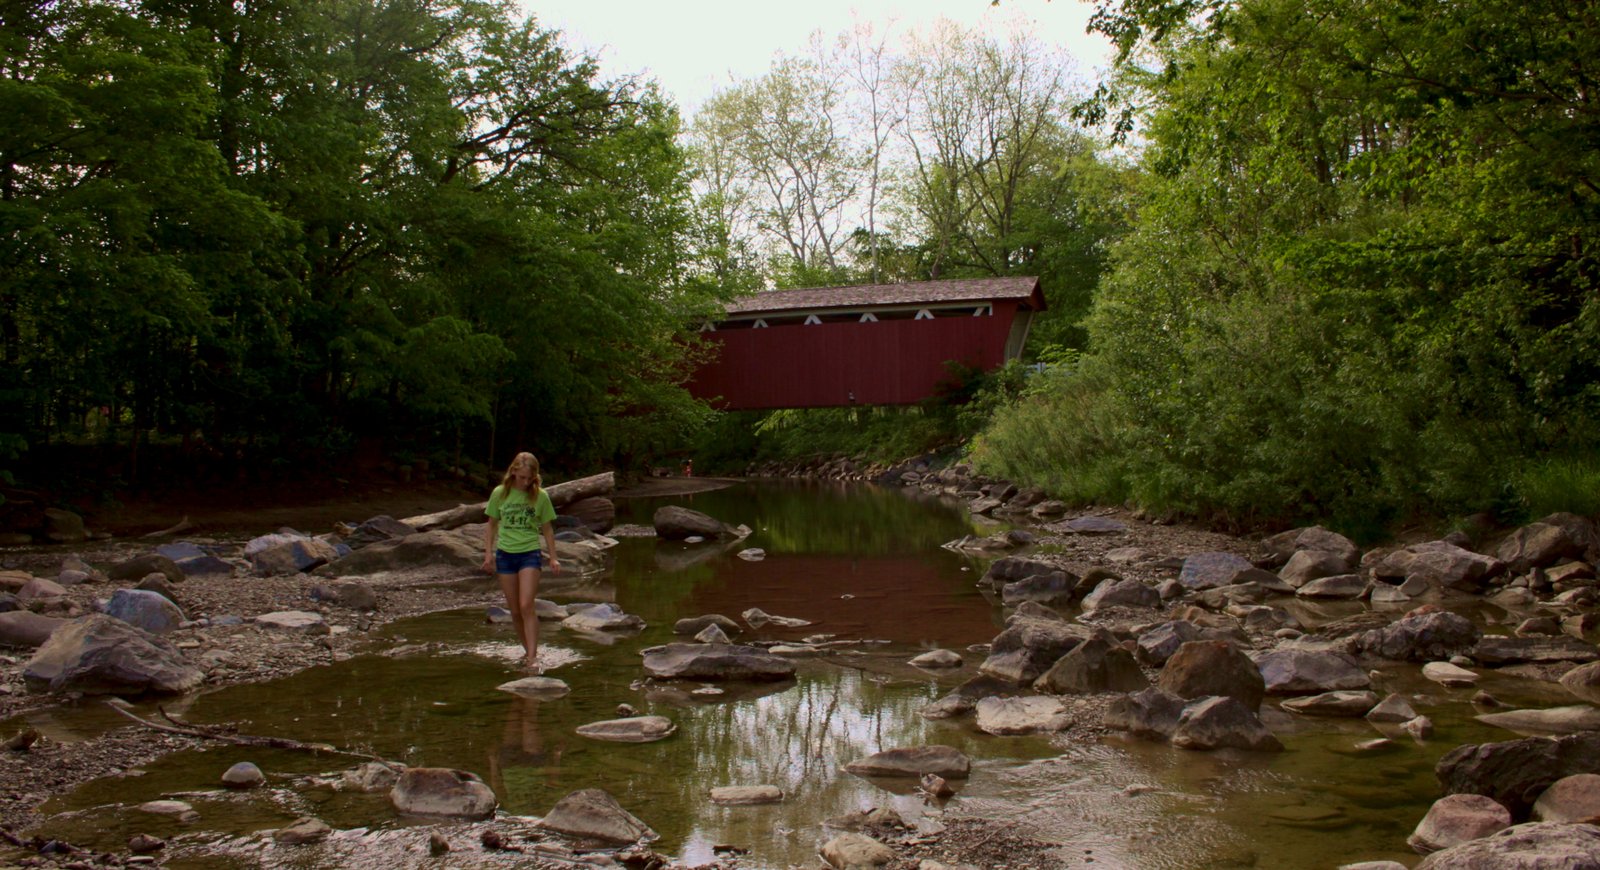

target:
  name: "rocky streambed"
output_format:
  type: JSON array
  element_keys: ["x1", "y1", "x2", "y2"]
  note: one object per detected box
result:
[{"x1": 1, "y1": 472, "x2": 1599, "y2": 869}]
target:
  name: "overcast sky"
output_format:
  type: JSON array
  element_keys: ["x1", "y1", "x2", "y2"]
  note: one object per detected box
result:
[{"x1": 518, "y1": 0, "x2": 1116, "y2": 116}]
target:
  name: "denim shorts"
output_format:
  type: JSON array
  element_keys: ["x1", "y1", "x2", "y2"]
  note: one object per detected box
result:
[{"x1": 495, "y1": 548, "x2": 544, "y2": 574}]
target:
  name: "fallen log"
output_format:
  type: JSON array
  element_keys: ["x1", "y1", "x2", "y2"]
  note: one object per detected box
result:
[
  {"x1": 141, "y1": 515, "x2": 195, "y2": 538},
  {"x1": 402, "y1": 471, "x2": 615, "y2": 531},
  {"x1": 106, "y1": 701, "x2": 401, "y2": 769}
]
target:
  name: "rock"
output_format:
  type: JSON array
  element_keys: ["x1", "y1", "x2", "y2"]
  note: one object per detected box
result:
[
  {"x1": 1000, "y1": 570, "x2": 1080, "y2": 607},
  {"x1": 1405, "y1": 714, "x2": 1436, "y2": 741},
  {"x1": 390, "y1": 768, "x2": 497, "y2": 819},
  {"x1": 255, "y1": 611, "x2": 329, "y2": 635},
  {"x1": 1348, "y1": 611, "x2": 1482, "y2": 662},
  {"x1": 0, "y1": 611, "x2": 65, "y2": 648},
  {"x1": 1561, "y1": 663, "x2": 1600, "y2": 705},
  {"x1": 695, "y1": 623, "x2": 732, "y2": 644},
  {"x1": 561, "y1": 497, "x2": 615, "y2": 534},
  {"x1": 1171, "y1": 696, "x2": 1283, "y2": 752},
  {"x1": 105, "y1": 589, "x2": 185, "y2": 634},
  {"x1": 1257, "y1": 648, "x2": 1370, "y2": 695},
  {"x1": 1281, "y1": 551, "x2": 1355, "y2": 588},
  {"x1": 977, "y1": 616, "x2": 1091, "y2": 684},
  {"x1": 18, "y1": 578, "x2": 66, "y2": 604},
  {"x1": 138, "y1": 799, "x2": 193, "y2": 816},
  {"x1": 1158, "y1": 641, "x2": 1266, "y2": 709},
  {"x1": 737, "y1": 548, "x2": 765, "y2": 561},
  {"x1": 1105, "y1": 687, "x2": 1187, "y2": 740},
  {"x1": 1530, "y1": 774, "x2": 1600, "y2": 825},
  {"x1": 843, "y1": 746, "x2": 970, "y2": 779},
  {"x1": 1033, "y1": 634, "x2": 1148, "y2": 694},
  {"x1": 43, "y1": 508, "x2": 88, "y2": 543},
  {"x1": 1408, "y1": 794, "x2": 1513, "y2": 853},
  {"x1": 1368, "y1": 693, "x2": 1421, "y2": 723},
  {"x1": 109, "y1": 555, "x2": 185, "y2": 587},
  {"x1": 344, "y1": 515, "x2": 417, "y2": 550},
  {"x1": 653, "y1": 505, "x2": 744, "y2": 540},
  {"x1": 1475, "y1": 636, "x2": 1599, "y2": 665},
  {"x1": 562, "y1": 603, "x2": 645, "y2": 632},
  {"x1": 23, "y1": 614, "x2": 202, "y2": 694},
  {"x1": 1478, "y1": 706, "x2": 1600, "y2": 736},
  {"x1": 1180, "y1": 552, "x2": 1255, "y2": 591},
  {"x1": 342, "y1": 761, "x2": 401, "y2": 792},
  {"x1": 674, "y1": 614, "x2": 740, "y2": 636},
  {"x1": 248, "y1": 534, "x2": 340, "y2": 575},
  {"x1": 1499, "y1": 523, "x2": 1586, "y2": 574},
  {"x1": 640, "y1": 643, "x2": 795, "y2": 681},
  {"x1": 740, "y1": 607, "x2": 810, "y2": 628},
  {"x1": 1424, "y1": 661, "x2": 1481, "y2": 688},
  {"x1": 1062, "y1": 516, "x2": 1127, "y2": 535},
  {"x1": 709, "y1": 785, "x2": 783, "y2": 805},
  {"x1": 127, "y1": 834, "x2": 164, "y2": 853},
  {"x1": 974, "y1": 696, "x2": 1071, "y2": 735},
  {"x1": 910, "y1": 649, "x2": 963, "y2": 669},
  {"x1": 273, "y1": 817, "x2": 331, "y2": 845},
  {"x1": 575, "y1": 716, "x2": 676, "y2": 743},
  {"x1": 978, "y1": 557, "x2": 1058, "y2": 591},
  {"x1": 1081, "y1": 578, "x2": 1160, "y2": 611},
  {"x1": 497, "y1": 676, "x2": 570, "y2": 698},
  {"x1": 1136, "y1": 621, "x2": 1201, "y2": 667},
  {"x1": 1375, "y1": 541, "x2": 1502, "y2": 591},
  {"x1": 325, "y1": 528, "x2": 481, "y2": 575},
  {"x1": 307, "y1": 581, "x2": 378, "y2": 611},
  {"x1": 921, "y1": 674, "x2": 1021, "y2": 719},
  {"x1": 538, "y1": 788, "x2": 656, "y2": 845},
  {"x1": 1282, "y1": 690, "x2": 1380, "y2": 717},
  {"x1": 821, "y1": 832, "x2": 895, "y2": 869},
  {"x1": 221, "y1": 761, "x2": 264, "y2": 788},
  {"x1": 1296, "y1": 574, "x2": 1368, "y2": 599},
  {"x1": 1415, "y1": 822, "x2": 1600, "y2": 869},
  {"x1": 1437, "y1": 732, "x2": 1600, "y2": 816},
  {"x1": 1518, "y1": 617, "x2": 1566, "y2": 637}
]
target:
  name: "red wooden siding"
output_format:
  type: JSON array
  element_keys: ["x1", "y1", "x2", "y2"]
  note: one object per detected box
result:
[{"x1": 689, "y1": 300, "x2": 1023, "y2": 410}]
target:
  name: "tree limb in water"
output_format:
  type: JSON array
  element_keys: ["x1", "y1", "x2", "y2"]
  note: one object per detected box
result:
[{"x1": 105, "y1": 702, "x2": 401, "y2": 769}]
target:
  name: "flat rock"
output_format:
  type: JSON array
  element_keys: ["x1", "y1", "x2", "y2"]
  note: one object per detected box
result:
[
  {"x1": 1180, "y1": 552, "x2": 1255, "y2": 591},
  {"x1": 497, "y1": 676, "x2": 570, "y2": 697},
  {"x1": 1001, "y1": 570, "x2": 1080, "y2": 607},
  {"x1": 1475, "y1": 636, "x2": 1599, "y2": 665},
  {"x1": 1561, "y1": 662, "x2": 1600, "y2": 705},
  {"x1": 1281, "y1": 690, "x2": 1380, "y2": 717},
  {"x1": 138, "y1": 800, "x2": 193, "y2": 815},
  {"x1": 1416, "y1": 822, "x2": 1600, "y2": 869},
  {"x1": 390, "y1": 768, "x2": 497, "y2": 819},
  {"x1": 640, "y1": 643, "x2": 795, "y2": 681},
  {"x1": 843, "y1": 746, "x2": 970, "y2": 779},
  {"x1": 255, "y1": 611, "x2": 329, "y2": 635},
  {"x1": 1257, "y1": 648, "x2": 1370, "y2": 695},
  {"x1": 1297, "y1": 574, "x2": 1367, "y2": 599},
  {"x1": 538, "y1": 788, "x2": 656, "y2": 845},
  {"x1": 1062, "y1": 516, "x2": 1127, "y2": 535},
  {"x1": 108, "y1": 554, "x2": 184, "y2": 585},
  {"x1": 1424, "y1": 661, "x2": 1481, "y2": 688},
  {"x1": 326, "y1": 528, "x2": 479, "y2": 575},
  {"x1": 1477, "y1": 706, "x2": 1600, "y2": 736},
  {"x1": 562, "y1": 603, "x2": 645, "y2": 632},
  {"x1": 709, "y1": 785, "x2": 783, "y2": 805},
  {"x1": 653, "y1": 505, "x2": 744, "y2": 541},
  {"x1": 1408, "y1": 793, "x2": 1512, "y2": 853},
  {"x1": 974, "y1": 696, "x2": 1071, "y2": 735},
  {"x1": 575, "y1": 716, "x2": 676, "y2": 743}
]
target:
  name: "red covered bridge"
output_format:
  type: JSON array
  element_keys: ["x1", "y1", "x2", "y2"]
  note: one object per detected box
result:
[{"x1": 687, "y1": 276, "x2": 1045, "y2": 410}]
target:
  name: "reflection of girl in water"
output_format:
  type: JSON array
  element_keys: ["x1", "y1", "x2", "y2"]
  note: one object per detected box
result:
[
  {"x1": 487, "y1": 695, "x2": 564, "y2": 798},
  {"x1": 481, "y1": 452, "x2": 560, "y2": 671}
]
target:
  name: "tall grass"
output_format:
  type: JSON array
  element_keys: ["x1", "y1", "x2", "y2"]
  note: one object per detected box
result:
[{"x1": 1515, "y1": 455, "x2": 1600, "y2": 520}]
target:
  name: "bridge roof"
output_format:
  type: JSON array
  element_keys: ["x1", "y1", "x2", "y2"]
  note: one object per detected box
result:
[{"x1": 723, "y1": 276, "x2": 1043, "y2": 317}]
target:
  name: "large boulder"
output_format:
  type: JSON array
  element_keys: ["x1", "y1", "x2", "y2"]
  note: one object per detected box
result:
[
  {"x1": 539, "y1": 789, "x2": 656, "y2": 845},
  {"x1": 1346, "y1": 610, "x2": 1482, "y2": 662},
  {"x1": 0, "y1": 611, "x2": 65, "y2": 648},
  {"x1": 105, "y1": 589, "x2": 186, "y2": 634},
  {"x1": 1034, "y1": 634, "x2": 1149, "y2": 694},
  {"x1": 1158, "y1": 641, "x2": 1266, "y2": 710},
  {"x1": 1498, "y1": 523, "x2": 1587, "y2": 574},
  {"x1": 1080, "y1": 578, "x2": 1160, "y2": 612},
  {"x1": 1255, "y1": 648, "x2": 1370, "y2": 695},
  {"x1": 389, "y1": 768, "x2": 496, "y2": 819},
  {"x1": 843, "y1": 746, "x2": 970, "y2": 779},
  {"x1": 1374, "y1": 542, "x2": 1502, "y2": 591},
  {"x1": 1001, "y1": 570, "x2": 1080, "y2": 607},
  {"x1": 1170, "y1": 696, "x2": 1283, "y2": 752},
  {"x1": 1105, "y1": 687, "x2": 1187, "y2": 740},
  {"x1": 23, "y1": 614, "x2": 202, "y2": 695},
  {"x1": 1179, "y1": 553, "x2": 1255, "y2": 591},
  {"x1": 1533, "y1": 774, "x2": 1600, "y2": 824},
  {"x1": 1436, "y1": 732, "x2": 1600, "y2": 816},
  {"x1": 1476, "y1": 706, "x2": 1600, "y2": 736},
  {"x1": 978, "y1": 616, "x2": 1091, "y2": 684},
  {"x1": 1280, "y1": 550, "x2": 1354, "y2": 588},
  {"x1": 979, "y1": 557, "x2": 1059, "y2": 591},
  {"x1": 640, "y1": 643, "x2": 794, "y2": 681},
  {"x1": 248, "y1": 534, "x2": 340, "y2": 575},
  {"x1": 563, "y1": 497, "x2": 615, "y2": 534},
  {"x1": 1415, "y1": 822, "x2": 1600, "y2": 870},
  {"x1": 1408, "y1": 794, "x2": 1513, "y2": 853},
  {"x1": 43, "y1": 508, "x2": 88, "y2": 544},
  {"x1": 1136, "y1": 620, "x2": 1202, "y2": 667},
  {"x1": 108, "y1": 554, "x2": 184, "y2": 585},
  {"x1": 653, "y1": 506, "x2": 744, "y2": 540},
  {"x1": 325, "y1": 528, "x2": 479, "y2": 575},
  {"x1": 344, "y1": 515, "x2": 416, "y2": 549}
]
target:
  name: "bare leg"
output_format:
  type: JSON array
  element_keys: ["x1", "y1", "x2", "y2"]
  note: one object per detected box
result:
[
  {"x1": 517, "y1": 565, "x2": 541, "y2": 670},
  {"x1": 498, "y1": 573, "x2": 529, "y2": 655}
]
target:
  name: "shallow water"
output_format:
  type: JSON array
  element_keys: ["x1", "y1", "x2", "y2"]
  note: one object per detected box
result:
[{"x1": 8, "y1": 481, "x2": 1566, "y2": 868}]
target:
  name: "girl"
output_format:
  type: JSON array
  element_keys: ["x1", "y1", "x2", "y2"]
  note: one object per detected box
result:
[{"x1": 482, "y1": 452, "x2": 560, "y2": 671}]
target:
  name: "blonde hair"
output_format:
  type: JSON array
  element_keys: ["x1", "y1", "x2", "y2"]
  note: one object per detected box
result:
[{"x1": 499, "y1": 452, "x2": 542, "y2": 493}]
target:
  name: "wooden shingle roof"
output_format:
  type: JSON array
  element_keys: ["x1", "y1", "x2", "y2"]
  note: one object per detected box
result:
[{"x1": 723, "y1": 276, "x2": 1043, "y2": 316}]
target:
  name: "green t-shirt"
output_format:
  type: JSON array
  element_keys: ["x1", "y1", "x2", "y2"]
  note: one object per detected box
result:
[{"x1": 486, "y1": 485, "x2": 557, "y2": 553}]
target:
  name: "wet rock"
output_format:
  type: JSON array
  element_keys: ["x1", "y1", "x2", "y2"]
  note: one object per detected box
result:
[
  {"x1": 1405, "y1": 715, "x2": 1436, "y2": 741},
  {"x1": 1137, "y1": 620, "x2": 1201, "y2": 667},
  {"x1": 255, "y1": 610, "x2": 329, "y2": 635},
  {"x1": 1297, "y1": 574, "x2": 1368, "y2": 599},
  {"x1": 921, "y1": 773, "x2": 955, "y2": 798},
  {"x1": 710, "y1": 785, "x2": 783, "y2": 805},
  {"x1": 1561, "y1": 662, "x2": 1600, "y2": 705},
  {"x1": 1001, "y1": 570, "x2": 1080, "y2": 607},
  {"x1": 1179, "y1": 553, "x2": 1255, "y2": 591},
  {"x1": 674, "y1": 614, "x2": 740, "y2": 636},
  {"x1": 138, "y1": 800, "x2": 193, "y2": 816},
  {"x1": 1424, "y1": 661, "x2": 1480, "y2": 688},
  {"x1": 1105, "y1": 687, "x2": 1186, "y2": 740},
  {"x1": 1257, "y1": 648, "x2": 1370, "y2": 695},
  {"x1": 843, "y1": 746, "x2": 970, "y2": 779},
  {"x1": 106, "y1": 589, "x2": 185, "y2": 635},
  {"x1": 390, "y1": 768, "x2": 497, "y2": 819},
  {"x1": 485, "y1": 606, "x2": 512, "y2": 624},
  {"x1": 562, "y1": 603, "x2": 645, "y2": 632},
  {"x1": 1281, "y1": 551, "x2": 1354, "y2": 589},
  {"x1": 342, "y1": 761, "x2": 401, "y2": 792},
  {"x1": 1171, "y1": 696, "x2": 1283, "y2": 752},
  {"x1": 821, "y1": 832, "x2": 895, "y2": 869},
  {"x1": 24, "y1": 614, "x2": 202, "y2": 695},
  {"x1": 695, "y1": 623, "x2": 732, "y2": 644},
  {"x1": 909, "y1": 649, "x2": 963, "y2": 669},
  {"x1": 975, "y1": 696, "x2": 1071, "y2": 735},
  {"x1": 1474, "y1": 635, "x2": 1599, "y2": 665},
  {"x1": 736, "y1": 548, "x2": 765, "y2": 561},
  {"x1": 1415, "y1": 822, "x2": 1600, "y2": 869},
  {"x1": 1158, "y1": 641, "x2": 1266, "y2": 709},
  {"x1": 1436, "y1": 732, "x2": 1600, "y2": 816},
  {"x1": 1498, "y1": 523, "x2": 1586, "y2": 574},
  {"x1": 978, "y1": 616, "x2": 1091, "y2": 684},
  {"x1": 1281, "y1": 690, "x2": 1380, "y2": 717},
  {"x1": 920, "y1": 674, "x2": 1020, "y2": 719},
  {"x1": 1533, "y1": 774, "x2": 1600, "y2": 824},
  {"x1": 0, "y1": 611, "x2": 65, "y2": 648},
  {"x1": 575, "y1": 716, "x2": 676, "y2": 743},
  {"x1": 1081, "y1": 578, "x2": 1160, "y2": 612},
  {"x1": 640, "y1": 643, "x2": 795, "y2": 681},
  {"x1": 1477, "y1": 706, "x2": 1600, "y2": 736},
  {"x1": 1408, "y1": 794, "x2": 1512, "y2": 853},
  {"x1": 977, "y1": 557, "x2": 1057, "y2": 591},
  {"x1": 497, "y1": 676, "x2": 570, "y2": 698},
  {"x1": 538, "y1": 788, "x2": 656, "y2": 845},
  {"x1": 1348, "y1": 611, "x2": 1482, "y2": 662},
  {"x1": 1033, "y1": 634, "x2": 1148, "y2": 694},
  {"x1": 1368, "y1": 693, "x2": 1420, "y2": 723},
  {"x1": 221, "y1": 761, "x2": 264, "y2": 788},
  {"x1": 653, "y1": 505, "x2": 745, "y2": 541},
  {"x1": 273, "y1": 817, "x2": 332, "y2": 845}
]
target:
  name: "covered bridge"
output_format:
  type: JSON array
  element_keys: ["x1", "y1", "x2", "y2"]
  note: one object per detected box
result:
[{"x1": 687, "y1": 276, "x2": 1045, "y2": 410}]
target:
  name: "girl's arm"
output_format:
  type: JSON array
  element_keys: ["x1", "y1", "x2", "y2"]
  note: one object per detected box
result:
[
  {"x1": 541, "y1": 522, "x2": 560, "y2": 574},
  {"x1": 482, "y1": 518, "x2": 498, "y2": 573}
]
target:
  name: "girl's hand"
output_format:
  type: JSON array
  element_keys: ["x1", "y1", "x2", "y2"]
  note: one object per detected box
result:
[
  {"x1": 481, "y1": 553, "x2": 494, "y2": 574},
  {"x1": 548, "y1": 557, "x2": 560, "y2": 575}
]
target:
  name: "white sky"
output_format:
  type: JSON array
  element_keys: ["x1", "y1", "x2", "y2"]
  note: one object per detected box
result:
[{"x1": 518, "y1": 0, "x2": 1116, "y2": 116}]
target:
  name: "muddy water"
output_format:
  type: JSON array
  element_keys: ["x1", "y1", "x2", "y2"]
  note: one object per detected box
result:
[{"x1": 8, "y1": 481, "x2": 1554, "y2": 867}]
